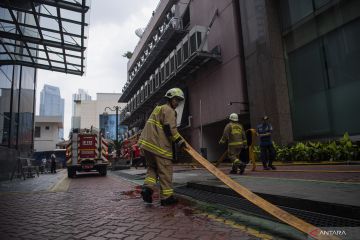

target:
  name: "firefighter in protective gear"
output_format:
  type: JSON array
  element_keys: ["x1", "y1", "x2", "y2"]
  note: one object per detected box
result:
[
  {"x1": 219, "y1": 113, "x2": 247, "y2": 174},
  {"x1": 138, "y1": 87, "x2": 186, "y2": 206}
]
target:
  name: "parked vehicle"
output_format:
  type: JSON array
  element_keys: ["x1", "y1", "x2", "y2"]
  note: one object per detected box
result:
[{"x1": 66, "y1": 127, "x2": 109, "y2": 178}]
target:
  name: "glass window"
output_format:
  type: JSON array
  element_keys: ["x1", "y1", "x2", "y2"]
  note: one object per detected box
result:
[
  {"x1": 324, "y1": 19, "x2": 360, "y2": 88},
  {"x1": 288, "y1": 39, "x2": 331, "y2": 138},
  {"x1": 324, "y1": 19, "x2": 360, "y2": 135},
  {"x1": 35, "y1": 126, "x2": 40, "y2": 138},
  {"x1": 314, "y1": 0, "x2": 331, "y2": 9},
  {"x1": 100, "y1": 114, "x2": 116, "y2": 140},
  {"x1": 10, "y1": 66, "x2": 20, "y2": 148},
  {"x1": 0, "y1": 65, "x2": 13, "y2": 146},
  {"x1": 18, "y1": 67, "x2": 35, "y2": 153},
  {"x1": 286, "y1": 18, "x2": 360, "y2": 139},
  {"x1": 280, "y1": 0, "x2": 313, "y2": 29}
]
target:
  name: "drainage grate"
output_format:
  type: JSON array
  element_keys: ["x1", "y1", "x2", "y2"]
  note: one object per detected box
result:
[
  {"x1": 111, "y1": 171, "x2": 145, "y2": 180},
  {"x1": 175, "y1": 186, "x2": 360, "y2": 227}
]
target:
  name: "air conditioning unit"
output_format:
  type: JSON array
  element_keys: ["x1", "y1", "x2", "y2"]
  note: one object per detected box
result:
[
  {"x1": 149, "y1": 74, "x2": 154, "y2": 94},
  {"x1": 148, "y1": 41, "x2": 154, "y2": 50},
  {"x1": 182, "y1": 34, "x2": 190, "y2": 62},
  {"x1": 153, "y1": 33, "x2": 159, "y2": 43},
  {"x1": 163, "y1": 21, "x2": 169, "y2": 33},
  {"x1": 169, "y1": 50, "x2": 176, "y2": 76},
  {"x1": 160, "y1": 62, "x2": 165, "y2": 84},
  {"x1": 155, "y1": 68, "x2": 160, "y2": 89},
  {"x1": 189, "y1": 25, "x2": 207, "y2": 55}
]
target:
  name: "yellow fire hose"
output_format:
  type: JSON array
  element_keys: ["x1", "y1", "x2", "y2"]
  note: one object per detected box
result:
[{"x1": 184, "y1": 142, "x2": 339, "y2": 240}]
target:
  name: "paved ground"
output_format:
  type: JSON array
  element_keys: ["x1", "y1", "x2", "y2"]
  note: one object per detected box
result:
[
  {"x1": 1, "y1": 163, "x2": 359, "y2": 239},
  {"x1": 120, "y1": 164, "x2": 360, "y2": 207},
  {"x1": 0, "y1": 170, "x2": 270, "y2": 240}
]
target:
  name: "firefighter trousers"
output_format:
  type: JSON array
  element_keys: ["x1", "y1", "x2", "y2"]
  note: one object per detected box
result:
[
  {"x1": 143, "y1": 150, "x2": 174, "y2": 199},
  {"x1": 228, "y1": 145, "x2": 242, "y2": 163}
]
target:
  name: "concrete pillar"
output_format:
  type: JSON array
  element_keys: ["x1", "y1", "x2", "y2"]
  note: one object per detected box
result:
[{"x1": 238, "y1": 0, "x2": 293, "y2": 144}]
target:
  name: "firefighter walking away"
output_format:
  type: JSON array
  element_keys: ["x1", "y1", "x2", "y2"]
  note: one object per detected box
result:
[
  {"x1": 219, "y1": 113, "x2": 247, "y2": 174},
  {"x1": 138, "y1": 88, "x2": 186, "y2": 206}
]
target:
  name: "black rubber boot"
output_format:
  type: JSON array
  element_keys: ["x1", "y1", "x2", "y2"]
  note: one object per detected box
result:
[
  {"x1": 141, "y1": 186, "x2": 153, "y2": 203},
  {"x1": 262, "y1": 162, "x2": 270, "y2": 170},
  {"x1": 269, "y1": 165, "x2": 276, "y2": 170},
  {"x1": 238, "y1": 163, "x2": 246, "y2": 175},
  {"x1": 229, "y1": 163, "x2": 238, "y2": 174},
  {"x1": 160, "y1": 195, "x2": 179, "y2": 206}
]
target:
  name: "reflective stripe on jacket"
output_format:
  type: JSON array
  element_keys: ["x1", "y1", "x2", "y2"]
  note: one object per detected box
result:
[
  {"x1": 219, "y1": 122, "x2": 246, "y2": 147},
  {"x1": 138, "y1": 104, "x2": 183, "y2": 159}
]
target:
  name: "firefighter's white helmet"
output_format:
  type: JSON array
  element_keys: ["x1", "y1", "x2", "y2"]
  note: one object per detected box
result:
[
  {"x1": 229, "y1": 113, "x2": 238, "y2": 122},
  {"x1": 165, "y1": 88, "x2": 184, "y2": 100}
]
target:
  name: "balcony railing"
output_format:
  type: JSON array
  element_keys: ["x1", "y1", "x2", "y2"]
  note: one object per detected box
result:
[
  {"x1": 120, "y1": 25, "x2": 222, "y2": 125},
  {"x1": 120, "y1": 5, "x2": 187, "y2": 102}
]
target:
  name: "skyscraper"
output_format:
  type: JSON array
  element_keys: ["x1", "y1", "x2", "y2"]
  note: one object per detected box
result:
[
  {"x1": 72, "y1": 89, "x2": 92, "y2": 115},
  {"x1": 39, "y1": 84, "x2": 65, "y2": 138}
]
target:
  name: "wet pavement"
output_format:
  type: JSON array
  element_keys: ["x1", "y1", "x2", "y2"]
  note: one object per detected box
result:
[
  {"x1": 0, "y1": 170, "x2": 269, "y2": 240},
  {"x1": 1, "y1": 163, "x2": 359, "y2": 239},
  {"x1": 119, "y1": 164, "x2": 360, "y2": 207}
]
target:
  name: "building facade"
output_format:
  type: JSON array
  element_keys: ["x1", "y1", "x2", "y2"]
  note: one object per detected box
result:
[
  {"x1": 0, "y1": 1, "x2": 90, "y2": 180},
  {"x1": 120, "y1": 0, "x2": 360, "y2": 161},
  {"x1": 72, "y1": 88, "x2": 92, "y2": 115},
  {"x1": 34, "y1": 116, "x2": 63, "y2": 152},
  {"x1": 39, "y1": 84, "x2": 64, "y2": 138},
  {"x1": 72, "y1": 93, "x2": 127, "y2": 141}
]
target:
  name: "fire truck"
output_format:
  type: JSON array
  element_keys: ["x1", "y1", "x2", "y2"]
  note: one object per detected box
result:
[{"x1": 66, "y1": 127, "x2": 109, "y2": 178}]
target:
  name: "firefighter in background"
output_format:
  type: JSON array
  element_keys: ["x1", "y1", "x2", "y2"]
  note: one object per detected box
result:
[
  {"x1": 219, "y1": 113, "x2": 247, "y2": 174},
  {"x1": 120, "y1": 140, "x2": 131, "y2": 164},
  {"x1": 138, "y1": 88, "x2": 186, "y2": 206},
  {"x1": 256, "y1": 115, "x2": 276, "y2": 170},
  {"x1": 132, "y1": 143, "x2": 146, "y2": 169}
]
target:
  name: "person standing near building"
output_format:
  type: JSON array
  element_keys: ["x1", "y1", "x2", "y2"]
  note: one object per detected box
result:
[
  {"x1": 219, "y1": 113, "x2": 247, "y2": 174},
  {"x1": 50, "y1": 153, "x2": 57, "y2": 173},
  {"x1": 256, "y1": 116, "x2": 276, "y2": 170},
  {"x1": 138, "y1": 88, "x2": 186, "y2": 206}
]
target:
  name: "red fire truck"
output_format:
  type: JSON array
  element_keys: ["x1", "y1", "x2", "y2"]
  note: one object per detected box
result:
[{"x1": 66, "y1": 127, "x2": 109, "y2": 178}]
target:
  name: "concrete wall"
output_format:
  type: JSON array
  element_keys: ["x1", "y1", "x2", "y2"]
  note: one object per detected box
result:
[
  {"x1": 73, "y1": 93, "x2": 126, "y2": 129},
  {"x1": 239, "y1": 0, "x2": 293, "y2": 144},
  {"x1": 186, "y1": 0, "x2": 248, "y2": 155},
  {"x1": 34, "y1": 122, "x2": 61, "y2": 152}
]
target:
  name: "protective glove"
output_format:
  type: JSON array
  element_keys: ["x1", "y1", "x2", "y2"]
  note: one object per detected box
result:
[{"x1": 177, "y1": 139, "x2": 186, "y2": 149}]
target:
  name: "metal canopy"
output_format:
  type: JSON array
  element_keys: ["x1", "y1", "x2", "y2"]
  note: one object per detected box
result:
[{"x1": 0, "y1": 0, "x2": 90, "y2": 75}]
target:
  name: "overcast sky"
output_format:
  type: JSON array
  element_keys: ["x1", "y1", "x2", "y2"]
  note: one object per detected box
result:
[{"x1": 36, "y1": 0, "x2": 160, "y2": 138}]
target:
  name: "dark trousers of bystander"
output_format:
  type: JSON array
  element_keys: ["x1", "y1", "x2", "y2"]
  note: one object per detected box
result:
[{"x1": 260, "y1": 145, "x2": 276, "y2": 169}]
